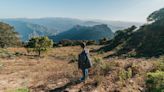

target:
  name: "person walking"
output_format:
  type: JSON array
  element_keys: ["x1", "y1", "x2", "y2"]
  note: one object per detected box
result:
[{"x1": 78, "y1": 43, "x2": 92, "y2": 82}]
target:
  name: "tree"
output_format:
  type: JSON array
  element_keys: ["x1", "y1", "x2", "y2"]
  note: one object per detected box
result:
[
  {"x1": 0, "y1": 22, "x2": 21, "y2": 48},
  {"x1": 147, "y1": 8, "x2": 164, "y2": 22},
  {"x1": 86, "y1": 40, "x2": 97, "y2": 45},
  {"x1": 26, "y1": 36, "x2": 53, "y2": 56},
  {"x1": 100, "y1": 8, "x2": 164, "y2": 57},
  {"x1": 99, "y1": 37, "x2": 109, "y2": 45}
]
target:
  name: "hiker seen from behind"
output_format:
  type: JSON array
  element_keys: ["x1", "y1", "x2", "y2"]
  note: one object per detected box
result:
[{"x1": 78, "y1": 43, "x2": 92, "y2": 82}]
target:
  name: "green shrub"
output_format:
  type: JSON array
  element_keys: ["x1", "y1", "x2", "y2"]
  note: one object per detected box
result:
[
  {"x1": 86, "y1": 40, "x2": 97, "y2": 45},
  {"x1": 92, "y1": 57, "x2": 104, "y2": 75},
  {"x1": 127, "y1": 68, "x2": 132, "y2": 79},
  {"x1": 131, "y1": 63, "x2": 140, "y2": 76},
  {"x1": 118, "y1": 68, "x2": 133, "y2": 81},
  {"x1": 146, "y1": 71, "x2": 164, "y2": 92},
  {"x1": 93, "y1": 57, "x2": 114, "y2": 76},
  {"x1": 100, "y1": 62, "x2": 112, "y2": 76},
  {"x1": 154, "y1": 56, "x2": 164, "y2": 71},
  {"x1": 99, "y1": 37, "x2": 109, "y2": 45},
  {"x1": 0, "y1": 49, "x2": 14, "y2": 58},
  {"x1": 119, "y1": 69, "x2": 127, "y2": 81},
  {"x1": 97, "y1": 50, "x2": 104, "y2": 54},
  {"x1": 93, "y1": 56, "x2": 103, "y2": 65},
  {"x1": 15, "y1": 52, "x2": 23, "y2": 56},
  {"x1": 26, "y1": 36, "x2": 53, "y2": 56},
  {"x1": 15, "y1": 88, "x2": 29, "y2": 92},
  {"x1": 0, "y1": 22, "x2": 21, "y2": 48},
  {"x1": 6, "y1": 87, "x2": 29, "y2": 92}
]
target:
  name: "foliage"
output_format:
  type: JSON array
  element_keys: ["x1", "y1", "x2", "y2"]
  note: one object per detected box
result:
[
  {"x1": 100, "y1": 62, "x2": 112, "y2": 76},
  {"x1": 58, "y1": 39, "x2": 97, "y2": 46},
  {"x1": 118, "y1": 68, "x2": 133, "y2": 81},
  {"x1": 93, "y1": 56, "x2": 104, "y2": 65},
  {"x1": 146, "y1": 71, "x2": 164, "y2": 92},
  {"x1": 0, "y1": 22, "x2": 21, "y2": 48},
  {"x1": 100, "y1": 7, "x2": 164, "y2": 57},
  {"x1": 6, "y1": 87, "x2": 29, "y2": 92},
  {"x1": 154, "y1": 56, "x2": 164, "y2": 71},
  {"x1": 93, "y1": 57, "x2": 113, "y2": 76},
  {"x1": 99, "y1": 37, "x2": 110, "y2": 45},
  {"x1": 51, "y1": 24, "x2": 114, "y2": 42},
  {"x1": 26, "y1": 36, "x2": 53, "y2": 56},
  {"x1": 147, "y1": 8, "x2": 164, "y2": 22},
  {"x1": 99, "y1": 25, "x2": 136, "y2": 52},
  {"x1": 0, "y1": 49, "x2": 14, "y2": 58},
  {"x1": 86, "y1": 40, "x2": 97, "y2": 45},
  {"x1": 58, "y1": 39, "x2": 82, "y2": 46}
]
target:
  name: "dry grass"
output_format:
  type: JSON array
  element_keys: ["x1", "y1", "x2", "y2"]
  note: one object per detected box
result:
[
  {"x1": 0, "y1": 56, "x2": 76, "y2": 92},
  {"x1": 0, "y1": 46, "x2": 162, "y2": 92}
]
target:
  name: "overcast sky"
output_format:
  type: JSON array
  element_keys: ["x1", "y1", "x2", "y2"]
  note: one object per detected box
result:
[{"x1": 0, "y1": 0, "x2": 164, "y2": 22}]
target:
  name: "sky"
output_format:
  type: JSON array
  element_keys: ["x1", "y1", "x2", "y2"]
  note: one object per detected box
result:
[{"x1": 0, "y1": 0, "x2": 164, "y2": 22}]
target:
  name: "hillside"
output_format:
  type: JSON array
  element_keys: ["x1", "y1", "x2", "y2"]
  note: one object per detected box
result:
[
  {"x1": 0, "y1": 46, "x2": 163, "y2": 92},
  {"x1": 50, "y1": 24, "x2": 114, "y2": 42},
  {"x1": 0, "y1": 20, "x2": 57, "y2": 41},
  {"x1": 100, "y1": 8, "x2": 164, "y2": 57},
  {"x1": 0, "y1": 22, "x2": 21, "y2": 47}
]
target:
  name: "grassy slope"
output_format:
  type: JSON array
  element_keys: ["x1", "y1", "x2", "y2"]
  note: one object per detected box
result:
[{"x1": 0, "y1": 46, "x2": 162, "y2": 92}]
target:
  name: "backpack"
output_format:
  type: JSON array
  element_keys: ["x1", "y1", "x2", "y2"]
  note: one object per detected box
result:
[{"x1": 78, "y1": 50, "x2": 92, "y2": 69}]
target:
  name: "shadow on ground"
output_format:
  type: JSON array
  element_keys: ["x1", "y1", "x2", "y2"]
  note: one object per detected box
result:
[{"x1": 49, "y1": 80, "x2": 82, "y2": 92}]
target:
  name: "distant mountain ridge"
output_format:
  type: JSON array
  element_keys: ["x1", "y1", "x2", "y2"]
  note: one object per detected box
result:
[
  {"x1": 0, "y1": 18, "x2": 142, "y2": 41},
  {"x1": 50, "y1": 24, "x2": 114, "y2": 42},
  {"x1": 0, "y1": 19, "x2": 57, "y2": 41},
  {"x1": 1, "y1": 17, "x2": 143, "y2": 32}
]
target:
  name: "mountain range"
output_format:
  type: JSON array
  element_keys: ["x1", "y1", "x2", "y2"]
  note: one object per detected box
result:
[
  {"x1": 0, "y1": 18, "x2": 143, "y2": 41},
  {"x1": 50, "y1": 24, "x2": 114, "y2": 42}
]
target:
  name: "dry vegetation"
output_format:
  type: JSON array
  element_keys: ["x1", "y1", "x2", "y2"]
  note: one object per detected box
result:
[{"x1": 0, "y1": 46, "x2": 163, "y2": 92}]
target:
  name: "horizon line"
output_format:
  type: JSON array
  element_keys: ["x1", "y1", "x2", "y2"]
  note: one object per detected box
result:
[{"x1": 0, "y1": 17, "x2": 145, "y2": 23}]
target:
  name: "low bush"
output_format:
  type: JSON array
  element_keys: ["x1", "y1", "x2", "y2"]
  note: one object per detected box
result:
[
  {"x1": 118, "y1": 68, "x2": 133, "y2": 81},
  {"x1": 92, "y1": 57, "x2": 113, "y2": 76},
  {"x1": 6, "y1": 87, "x2": 29, "y2": 92},
  {"x1": 146, "y1": 71, "x2": 164, "y2": 92},
  {"x1": 100, "y1": 62, "x2": 112, "y2": 76},
  {"x1": 153, "y1": 56, "x2": 164, "y2": 71},
  {"x1": 0, "y1": 49, "x2": 15, "y2": 58},
  {"x1": 15, "y1": 52, "x2": 23, "y2": 56}
]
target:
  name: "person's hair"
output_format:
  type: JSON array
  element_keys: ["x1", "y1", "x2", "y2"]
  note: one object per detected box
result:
[{"x1": 80, "y1": 42, "x2": 86, "y2": 48}]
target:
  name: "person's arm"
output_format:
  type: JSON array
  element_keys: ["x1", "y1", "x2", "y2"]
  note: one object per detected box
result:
[{"x1": 86, "y1": 53, "x2": 92, "y2": 68}]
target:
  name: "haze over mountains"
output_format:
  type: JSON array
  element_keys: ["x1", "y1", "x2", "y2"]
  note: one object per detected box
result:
[
  {"x1": 0, "y1": 18, "x2": 143, "y2": 41},
  {"x1": 1, "y1": 20, "x2": 57, "y2": 41},
  {"x1": 50, "y1": 24, "x2": 114, "y2": 42}
]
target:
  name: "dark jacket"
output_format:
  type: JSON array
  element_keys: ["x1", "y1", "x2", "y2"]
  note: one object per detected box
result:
[{"x1": 78, "y1": 49, "x2": 92, "y2": 69}]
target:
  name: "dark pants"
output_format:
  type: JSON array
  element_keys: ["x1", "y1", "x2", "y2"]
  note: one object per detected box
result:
[{"x1": 80, "y1": 68, "x2": 88, "y2": 81}]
